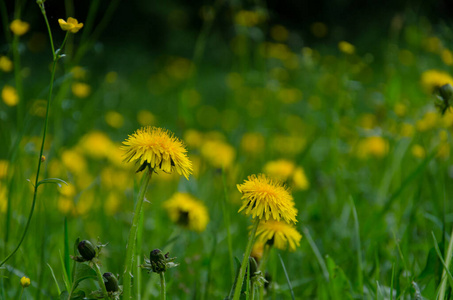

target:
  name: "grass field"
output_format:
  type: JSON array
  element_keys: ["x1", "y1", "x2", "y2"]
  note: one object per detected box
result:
[{"x1": 2, "y1": 1, "x2": 453, "y2": 299}]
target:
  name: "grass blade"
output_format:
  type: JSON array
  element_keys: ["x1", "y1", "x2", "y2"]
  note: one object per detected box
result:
[
  {"x1": 47, "y1": 263, "x2": 61, "y2": 295},
  {"x1": 302, "y1": 226, "x2": 329, "y2": 281},
  {"x1": 278, "y1": 253, "x2": 295, "y2": 300}
]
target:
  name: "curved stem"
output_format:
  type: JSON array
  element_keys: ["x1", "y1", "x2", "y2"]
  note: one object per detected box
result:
[
  {"x1": 94, "y1": 263, "x2": 109, "y2": 300},
  {"x1": 122, "y1": 169, "x2": 152, "y2": 300},
  {"x1": 232, "y1": 218, "x2": 261, "y2": 300},
  {"x1": 0, "y1": 2, "x2": 59, "y2": 268},
  {"x1": 159, "y1": 272, "x2": 166, "y2": 300}
]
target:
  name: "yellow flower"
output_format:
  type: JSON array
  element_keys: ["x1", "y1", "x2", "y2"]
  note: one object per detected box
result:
[
  {"x1": 0, "y1": 56, "x2": 13, "y2": 72},
  {"x1": 20, "y1": 276, "x2": 31, "y2": 288},
  {"x1": 71, "y1": 82, "x2": 91, "y2": 98},
  {"x1": 411, "y1": 144, "x2": 426, "y2": 159},
  {"x1": 293, "y1": 167, "x2": 309, "y2": 191},
  {"x1": 58, "y1": 17, "x2": 83, "y2": 33},
  {"x1": 78, "y1": 131, "x2": 114, "y2": 159},
  {"x1": 420, "y1": 69, "x2": 453, "y2": 93},
  {"x1": 237, "y1": 174, "x2": 297, "y2": 224},
  {"x1": 105, "y1": 111, "x2": 124, "y2": 128},
  {"x1": 255, "y1": 220, "x2": 302, "y2": 252},
  {"x1": 0, "y1": 160, "x2": 9, "y2": 179},
  {"x1": 356, "y1": 136, "x2": 389, "y2": 159},
  {"x1": 263, "y1": 160, "x2": 295, "y2": 182},
  {"x1": 241, "y1": 132, "x2": 265, "y2": 154},
  {"x1": 137, "y1": 110, "x2": 156, "y2": 126},
  {"x1": 163, "y1": 192, "x2": 209, "y2": 232},
  {"x1": 338, "y1": 41, "x2": 355, "y2": 54},
  {"x1": 121, "y1": 126, "x2": 192, "y2": 179},
  {"x1": 10, "y1": 20, "x2": 29, "y2": 36},
  {"x1": 2, "y1": 85, "x2": 19, "y2": 106},
  {"x1": 201, "y1": 140, "x2": 236, "y2": 169}
]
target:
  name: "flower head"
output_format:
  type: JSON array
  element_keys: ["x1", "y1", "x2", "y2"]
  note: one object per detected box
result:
[
  {"x1": 163, "y1": 192, "x2": 209, "y2": 232},
  {"x1": 20, "y1": 276, "x2": 31, "y2": 288},
  {"x1": 58, "y1": 17, "x2": 84, "y2": 33},
  {"x1": 121, "y1": 126, "x2": 192, "y2": 179},
  {"x1": 237, "y1": 174, "x2": 297, "y2": 224},
  {"x1": 10, "y1": 19, "x2": 29, "y2": 36},
  {"x1": 255, "y1": 220, "x2": 302, "y2": 252},
  {"x1": 140, "y1": 249, "x2": 178, "y2": 274}
]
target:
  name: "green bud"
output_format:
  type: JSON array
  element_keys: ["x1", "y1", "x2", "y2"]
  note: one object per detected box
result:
[
  {"x1": 248, "y1": 257, "x2": 258, "y2": 276},
  {"x1": 150, "y1": 249, "x2": 167, "y2": 273},
  {"x1": 78, "y1": 240, "x2": 96, "y2": 261},
  {"x1": 440, "y1": 84, "x2": 453, "y2": 102},
  {"x1": 103, "y1": 272, "x2": 120, "y2": 293}
]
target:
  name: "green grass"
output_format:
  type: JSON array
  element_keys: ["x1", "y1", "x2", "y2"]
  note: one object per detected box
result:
[{"x1": 2, "y1": 1, "x2": 453, "y2": 299}]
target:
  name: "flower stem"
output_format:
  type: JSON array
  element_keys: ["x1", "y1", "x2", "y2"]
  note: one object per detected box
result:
[
  {"x1": 258, "y1": 244, "x2": 271, "y2": 300},
  {"x1": 232, "y1": 218, "x2": 261, "y2": 300},
  {"x1": 123, "y1": 169, "x2": 152, "y2": 300},
  {"x1": 19, "y1": 287, "x2": 24, "y2": 299},
  {"x1": 159, "y1": 272, "x2": 166, "y2": 300},
  {"x1": 94, "y1": 263, "x2": 109, "y2": 300},
  {"x1": 0, "y1": 3, "x2": 59, "y2": 268}
]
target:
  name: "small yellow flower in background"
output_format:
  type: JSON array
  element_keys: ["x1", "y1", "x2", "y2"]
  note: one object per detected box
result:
[
  {"x1": 163, "y1": 192, "x2": 209, "y2": 232},
  {"x1": 237, "y1": 174, "x2": 297, "y2": 224},
  {"x1": 71, "y1": 82, "x2": 91, "y2": 98},
  {"x1": 400, "y1": 123, "x2": 415, "y2": 137},
  {"x1": 359, "y1": 113, "x2": 377, "y2": 129},
  {"x1": 234, "y1": 10, "x2": 264, "y2": 27},
  {"x1": 10, "y1": 19, "x2": 29, "y2": 36},
  {"x1": 184, "y1": 129, "x2": 203, "y2": 149},
  {"x1": 338, "y1": 41, "x2": 355, "y2": 54},
  {"x1": 240, "y1": 132, "x2": 264, "y2": 154},
  {"x1": 411, "y1": 144, "x2": 426, "y2": 159},
  {"x1": 105, "y1": 71, "x2": 118, "y2": 83},
  {"x1": 394, "y1": 103, "x2": 407, "y2": 117},
  {"x1": 78, "y1": 131, "x2": 114, "y2": 159},
  {"x1": 201, "y1": 140, "x2": 236, "y2": 169},
  {"x1": 0, "y1": 160, "x2": 9, "y2": 179},
  {"x1": 442, "y1": 49, "x2": 453, "y2": 66},
  {"x1": 58, "y1": 17, "x2": 83, "y2": 33},
  {"x1": 2, "y1": 85, "x2": 19, "y2": 106},
  {"x1": 277, "y1": 88, "x2": 303, "y2": 104},
  {"x1": 0, "y1": 56, "x2": 13, "y2": 72},
  {"x1": 61, "y1": 149, "x2": 87, "y2": 174},
  {"x1": 0, "y1": 185, "x2": 8, "y2": 213},
  {"x1": 416, "y1": 111, "x2": 439, "y2": 132},
  {"x1": 137, "y1": 110, "x2": 156, "y2": 126},
  {"x1": 263, "y1": 160, "x2": 295, "y2": 182},
  {"x1": 59, "y1": 184, "x2": 76, "y2": 198},
  {"x1": 270, "y1": 25, "x2": 289, "y2": 42},
  {"x1": 293, "y1": 167, "x2": 309, "y2": 190},
  {"x1": 420, "y1": 69, "x2": 453, "y2": 93},
  {"x1": 122, "y1": 126, "x2": 192, "y2": 179},
  {"x1": 71, "y1": 66, "x2": 86, "y2": 80},
  {"x1": 105, "y1": 193, "x2": 121, "y2": 216},
  {"x1": 105, "y1": 111, "x2": 124, "y2": 128},
  {"x1": 255, "y1": 220, "x2": 302, "y2": 252},
  {"x1": 20, "y1": 276, "x2": 31, "y2": 288},
  {"x1": 357, "y1": 136, "x2": 389, "y2": 159}
]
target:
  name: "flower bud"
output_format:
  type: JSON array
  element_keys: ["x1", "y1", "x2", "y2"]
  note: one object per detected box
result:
[
  {"x1": 150, "y1": 249, "x2": 167, "y2": 273},
  {"x1": 20, "y1": 276, "x2": 31, "y2": 288},
  {"x1": 103, "y1": 272, "x2": 120, "y2": 293},
  {"x1": 41, "y1": 155, "x2": 46, "y2": 162},
  {"x1": 78, "y1": 240, "x2": 96, "y2": 261}
]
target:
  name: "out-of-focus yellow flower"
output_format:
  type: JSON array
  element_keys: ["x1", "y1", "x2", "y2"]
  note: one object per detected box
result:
[
  {"x1": 184, "y1": 129, "x2": 203, "y2": 149},
  {"x1": 255, "y1": 220, "x2": 302, "y2": 252},
  {"x1": 59, "y1": 184, "x2": 76, "y2": 198},
  {"x1": 293, "y1": 167, "x2": 309, "y2": 190},
  {"x1": 272, "y1": 135, "x2": 306, "y2": 156},
  {"x1": 201, "y1": 140, "x2": 236, "y2": 169},
  {"x1": 263, "y1": 160, "x2": 295, "y2": 182},
  {"x1": 0, "y1": 184, "x2": 7, "y2": 213},
  {"x1": 137, "y1": 110, "x2": 156, "y2": 126},
  {"x1": 163, "y1": 192, "x2": 209, "y2": 232},
  {"x1": 442, "y1": 49, "x2": 453, "y2": 66},
  {"x1": 72, "y1": 82, "x2": 91, "y2": 98},
  {"x1": 357, "y1": 136, "x2": 389, "y2": 159},
  {"x1": 411, "y1": 144, "x2": 426, "y2": 159},
  {"x1": 442, "y1": 112, "x2": 453, "y2": 128},
  {"x1": 166, "y1": 57, "x2": 194, "y2": 80},
  {"x1": 71, "y1": 66, "x2": 86, "y2": 80},
  {"x1": 270, "y1": 25, "x2": 289, "y2": 42},
  {"x1": 400, "y1": 123, "x2": 414, "y2": 137},
  {"x1": 105, "y1": 111, "x2": 124, "y2": 128},
  {"x1": 310, "y1": 22, "x2": 328, "y2": 38},
  {"x1": 0, "y1": 160, "x2": 9, "y2": 179},
  {"x1": 0, "y1": 56, "x2": 13, "y2": 72},
  {"x1": 277, "y1": 88, "x2": 303, "y2": 104},
  {"x1": 10, "y1": 20, "x2": 29, "y2": 36},
  {"x1": 240, "y1": 132, "x2": 265, "y2": 154},
  {"x1": 237, "y1": 174, "x2": 297, "y2": 224},
  {"x1": 105, "y1": 193, "x2": 121, "y2": 216},
  {"x1": 251, "y1": 242, "x2": 265, "y2": 262},
  {"x1": 105, "y1": 71, "x2": 118, "y2": 83},
  {"x1": 58, "y1": 197, "x2": 75, "y2": 215},
  {"x1": 122, "y1": 126, "x2": 193, "y2": 179},
  {"x1": 20, "y1": 276, "x2": 31, "y2": 288},
  {"x1": 416, "y1": 111, "x2": 439, "y2": 132},
  {"x1": 79, "y1": 131, "x2": 114, "y2": 159},
  {"x1": 234, "y1": 10, "x2": 263, "y2": 27},
  {"x1": 76, "y1": 192, "x2": 94, "y2": 216},
  {"x1": 420, "y1": 70, "x2": 453, "y2": 93},
  {"x1": 423, "y1": 36, "x2": 441, "y2": 53},
  {"x1": 338, "y1": 41, "x2": 355, "y2": 54},
  {"x1": 394, "y1": 103, "x2": 407, "y2": 117},
  {"x1": 58, "y1": 17, "x2": 84, "y2": 33},
  {"x1": 2, "y1": 85, "x2": 19, "y2": 106},
  {"x1": 101, "y1": 167, "x2": 131, "y2": 190},
  {"x1": 61, "y1": 149, "x2": 87, "y2": 174},
  {"x1": 359, "y1": 113, "x2": 377, "y2": 129},
  {"x1": 438, "y1": 142, "x2": 450, "y2": 159}
]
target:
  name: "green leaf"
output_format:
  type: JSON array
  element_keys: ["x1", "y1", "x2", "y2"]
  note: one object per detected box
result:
[
  {"x1": 326, "y1": 255, "x2": 353, "y2": 299},
  {"x1": 72, "y1": 263, "x2": 96, "y2": 291},
  {"x1": 60, "y1": 290, "x2": 85, "y2": 300},
  {"x1": 47, "y1": 263, "x2": 61, "y2": 295},
  {"x1": 37, "y1": 178, "x2": 69, "y2": 188}
]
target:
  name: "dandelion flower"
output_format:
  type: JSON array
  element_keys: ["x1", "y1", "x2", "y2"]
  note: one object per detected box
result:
[
  {"x1": 20, "y1": 276, "x2": 31, "y2": 288},
  {"x1": 121, "y1": 126, "x2": 192, "y2": 179},
  {"x1": 255, "y1": 220, "x2": 302, "y2": 252},
  {"x1": 10, "y1": 20, "x2": 29, "y2": 36},
  {"x1": 163, "y1": 192, "x2": 209, "y2": 232},
  {"x1": 2, "y1": 85, "x2": 19, "y2": 106},
  {"x1": 58, "y1": 17, "x2": 83, "y2": 33},
  {"x1": 237, "y1": 174, "x2": 297, "y2": 224}
]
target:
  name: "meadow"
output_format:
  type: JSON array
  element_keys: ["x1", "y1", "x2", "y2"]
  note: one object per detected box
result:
[{"x1": 1, "y1": 1, "x2": 453, "y2": 299}]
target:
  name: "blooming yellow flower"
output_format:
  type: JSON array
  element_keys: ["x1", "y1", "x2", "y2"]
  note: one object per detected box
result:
[
  {"x1": 2, "y1": 85, "x2": 19, "y2": 106},
  {"x1": 20, "y1": 276, "x2": 31, "y2": 288},
  {"x1": 255, "y1": 220, "x2": 302, "y2": 252},
  {"x1": 237, "y1": 174, "x2": 297, "y2": 224},
  {"x1": 420, "y1": 69, "x2": 453, "y2": 93},
  {"x1": 0, "y1": 56, "x2": 13, "y2": 72},
  {"x1": 10, "y1": 20, "x2": 29, "y2": 36},
  {"x1": 163, "y1": 192, "x2": 209, "y2": 232},
  {"x1": 58, "y1": 17, "x2": 83, "y2": 33},
  {"x1": 121, "y1": 126, "x2": 192, "y2": 179}
]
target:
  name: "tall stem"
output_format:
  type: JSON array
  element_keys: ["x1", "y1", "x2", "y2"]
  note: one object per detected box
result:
[
  {"x1": 258, "y1": 244, "x2": 271, "y2": 300},
  {"x1": 232, "y1": 218, "x2": 261, "y2": 300},
  {"x1": 0, "y1": 2, "x2": 59, "y2": 267},
  {"x1": 122, "y1": 169, "x2": 152, "y2": 299},
  {"x1": 159, "y1": 272, "x2": 166, "y2": 300},
  {"x1": 94, "y1": 263, "x2": 109, "y2": 300}
]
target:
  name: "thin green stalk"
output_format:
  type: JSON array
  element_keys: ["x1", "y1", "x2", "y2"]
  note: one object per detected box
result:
[
  {"x1": 438, "y1": 226, "x2": 453, "y2": 299},
  {"x1": 233, "y1": 218, "x2": 261, "y2": 300},
  {"x1": 123, "y1": 169, "x2": 153, "y2": 300},
  {"x1": 19, "y1": 287, "x2": 24, "y2": 299},
  {"x1": 0, "y1": 1, "x2": 70, "y2": 268},
  {"x1": 12, "y1": 33, "x2": 24, "y2": 129},
  {"x1": 159, "y1": 272, "x2": 166, "y2": 300},
  {"x1": 221, "y1": 169, "x2": 235, "y2": 280},
  {"x1": 94, "y1": 263, "x2": 109, "y2": 300},
  {"x1": 258, "y1": 245, "x2": 271, "y2": 300}
]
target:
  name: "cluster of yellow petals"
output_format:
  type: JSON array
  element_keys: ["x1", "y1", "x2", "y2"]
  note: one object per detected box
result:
[
  {"x1": 163, "y1": 192, "x2": 209, "y2": 232},
  {"x1": 10, "y1": 19, "x2": 29, "y2": 36},
  {"x1": 58, "y1": 17, "x2": 84, "y2": 33},
  {"x1": 255, "y1": 220, "x2": 302, "y2": 252},
  {"x1": 237, "y1": 174, "x2": 297, "y2": 224},
  {"x1": 121, "y1": 126, "x2": 192, "y2": 179}
]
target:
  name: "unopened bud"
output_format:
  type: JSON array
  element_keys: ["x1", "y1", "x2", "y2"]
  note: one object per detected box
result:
[
  {"x1": 78, "y1": 240, "x2": 96, "y2": 261},
  {"x1": 103, "y1": 272, "x2": 120, "y2": 293},
  {"x1": 20, "y1": 276, "x2": 31, "y2": 288}
]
